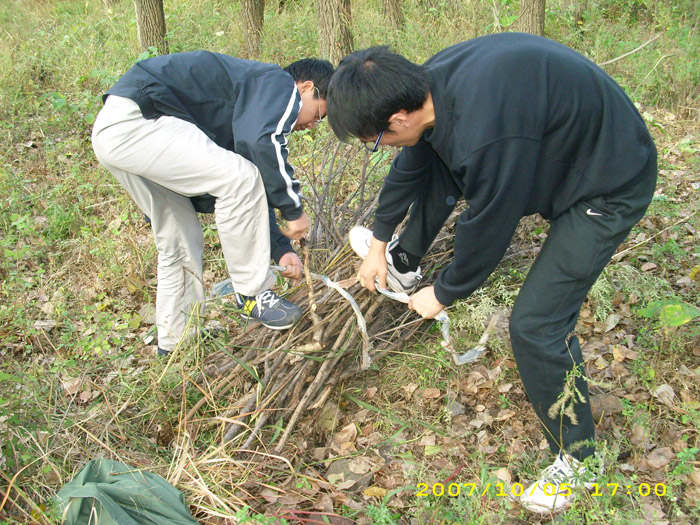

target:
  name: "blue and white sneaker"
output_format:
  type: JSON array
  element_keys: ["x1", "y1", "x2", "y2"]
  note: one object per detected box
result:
[{"x1": 234, "y1": 289, "x2": 302, "y2": 330}]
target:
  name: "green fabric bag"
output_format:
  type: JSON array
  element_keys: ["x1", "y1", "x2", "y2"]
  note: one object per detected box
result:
[{"x1": 55, "y1": 458, "x2": 199, "y2": 525}]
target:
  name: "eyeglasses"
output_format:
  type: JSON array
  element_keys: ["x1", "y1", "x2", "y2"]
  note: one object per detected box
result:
[
  {"x1": 363, "y1": 130, "x2": 384, "y2": 152},
  {"x1": 314, "y1": 87, "x2": 322, "y2": 125}
]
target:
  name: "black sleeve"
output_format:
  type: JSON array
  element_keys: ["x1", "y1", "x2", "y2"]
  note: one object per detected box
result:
[
  {"x1": 434, "y1": 137, "x2": 540, "y2": 306},
  {"x1": 268, "y1": 206, "x2": 295, "y2": 263},
  {"x1": 373, "y1": 140, "x2": 437, "y2": 241}
]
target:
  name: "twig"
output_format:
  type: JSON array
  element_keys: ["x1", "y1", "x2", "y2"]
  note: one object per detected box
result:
[
  {"x1": 613, "y1": 209, "x2": 697, "y2": 261},
  {"x1": 598, "y1": 33, "x2": 663, "y2": 66}
]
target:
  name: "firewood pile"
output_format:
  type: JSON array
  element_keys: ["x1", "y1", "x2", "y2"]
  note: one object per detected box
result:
[{"x1": 182, "y1": 136, "x2": 457, "y2": 454}]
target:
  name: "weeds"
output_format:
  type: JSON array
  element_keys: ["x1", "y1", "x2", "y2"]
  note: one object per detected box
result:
[{"x1": 0, "y1": 0, "x2": 699, "y2": 523}]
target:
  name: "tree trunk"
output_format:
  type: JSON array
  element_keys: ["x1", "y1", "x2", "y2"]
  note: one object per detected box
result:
[
  {"x1": 243, "y1": 0, "x2": 265, "y2": 58},
  {"x1": 317, "y1": 0, "x2": 353, "y2": 66},
  {"x1": 133, "y1": 0, "x2": 168, "y2": 54},
  {"x1": 514, "y1": 0, "x2": 545, "y2": 36},
  {"x1": 383, "y1": 0, "x2": 404, "y2": 30}
]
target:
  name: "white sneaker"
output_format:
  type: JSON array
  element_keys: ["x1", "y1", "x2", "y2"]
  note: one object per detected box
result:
[
  {"x1": 348, "y1": 226, "x2": 422, "y2": 294},
  {"x1": 520, "y1": 453, "x2": 596, "y2": 514}
]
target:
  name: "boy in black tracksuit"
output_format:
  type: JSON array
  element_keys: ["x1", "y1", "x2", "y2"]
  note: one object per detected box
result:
[{"x1": 326, "y1": 33, "x2": 657, "y2": 513}]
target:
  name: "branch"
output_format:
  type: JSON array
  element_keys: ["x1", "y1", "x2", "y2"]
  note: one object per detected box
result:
[{"x1": 598, "y1": 33, "x2": 663, "y2": 66}]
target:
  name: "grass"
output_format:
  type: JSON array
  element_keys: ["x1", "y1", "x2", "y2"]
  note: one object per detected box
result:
[{"x1": 1, "y1": 0, "x2": 699, "y2": 523}]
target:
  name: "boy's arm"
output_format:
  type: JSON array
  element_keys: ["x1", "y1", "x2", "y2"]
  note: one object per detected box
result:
[
  {"x1": 232, "y1": 69, "x2": 304, "y2": 221},
  {"x1": 434, "y1": 137, "x2": 540, "y2": 306},
  {"x1": 372, "y1": 140, "x2": 436, "y2": 241}
]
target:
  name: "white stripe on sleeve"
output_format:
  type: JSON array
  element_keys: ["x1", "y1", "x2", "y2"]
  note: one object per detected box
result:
[{"x1": 271, "y1": 84, "x2": 301, "y2": 209}]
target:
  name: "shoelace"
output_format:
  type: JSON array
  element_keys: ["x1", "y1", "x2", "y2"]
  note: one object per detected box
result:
[
  {"x1": 257, "y1": 290, "x2": 280, "y2": 309},
  {"x1": 540, "y1": 455, "x2": 578, "y2": 485}
]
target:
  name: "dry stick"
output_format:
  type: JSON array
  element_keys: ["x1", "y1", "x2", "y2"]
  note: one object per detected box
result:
[
  {"x1": 218, "y1": 349, "x2": 287, "y2": 426},
  {"x1": 185, "y1": 347, "x2": 262, "y2": 424},
  {"x1": 240, "y1": 365, "x2": 307, "y2": 449},
  {"x1": 598, "y1": 33, "x2": 663, "y2": 66},
  {"x1": 288, "y1": 358, "x2": 316, "y2": 408},
  {"x1": 222, "y1": 350, "x2": 295, "y2": 441},
  {"x1": 223, "y1": 389, "x2": 259, "y2": 442},
  {"x1": 273, "y1": 311, "x2": 363, "y2": 453},
  {"x1": 303, "y1": 241, "x2": 324, "y2": 343},
  {"x1": 612, "y1": 209, "x2": 698, "y2": 261}
]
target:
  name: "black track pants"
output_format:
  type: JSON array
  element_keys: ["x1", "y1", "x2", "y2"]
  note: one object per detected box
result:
[{"x1": 396, "y1": 156, "x2": 657, "y2": 460}]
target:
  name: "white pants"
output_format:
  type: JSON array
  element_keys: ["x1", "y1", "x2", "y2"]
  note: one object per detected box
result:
[{"x1": 92, "y1": 95, "x2": 276, "y2": 351}]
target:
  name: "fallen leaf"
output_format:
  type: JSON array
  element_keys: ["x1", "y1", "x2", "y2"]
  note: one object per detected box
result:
[
  {"x1": 591, "y1": 394, "x2": 624, "y2": 420},
  {"x1": 419, "y1": 434, "x2": 436, "y2": 446},
  {"x1": 61, "y1": 376, "x2": 82, "y2": 396},
  {"x1": 422, "y1": 387, "x2": 441, "y2": 399},
  {"x1": 493, "y1": 467, "x2": 512, "y2": 484},
  {"x1": 331, "y1": 423, "x2": 358, "y2": 454},
  {"x1": 259, "y1": 487, "x2": 280, "y2": 504},
  {"x1": 641, "y1": 262, "x2": 658, "y2": 272},
  {"x1": 652, "y1": 384, "x2": 676, "y2": 408},
  {"x1": 495, "y1": 409, "x2": 516, "y2": 421},
  {"x1": 33, "y1": 320, "x2": 57, "y2": 330},
  {"x1": 424, "y1": 445, "x2": 443, "y2": 456},
  {"x1": 349, "y1": 456, "x2": 373, "y2": 475},
  {"x1": 79, "y1": 389, "x2": 93, "y2": 404},
  {"x1": 689, "y1": 469, "x2": 700, "y2": 487},
  {"x1": 402, "y1": 383, "x2": 418, "y2": 397},
  {"x1": 647, "y1": 447, "x2": 674, "y2": 469},
  {"x1": 630, "y1": 423, "x2": 648, "y2": 446},
  {"x1": 640, "y1": 500, "x2": 668, "y2": 524},
  {"x1": 603, "y1": 313, "x2": 621, "y2": 332},
  {"x1": 363, "y1": 486, "x2": 387, "y2": 498},
  {"x1": 312, "y1": 493, "x2": 334, "y2": 513},
  {"x1": 594, "y1": 356, "x2": 608, "y2": 370}
]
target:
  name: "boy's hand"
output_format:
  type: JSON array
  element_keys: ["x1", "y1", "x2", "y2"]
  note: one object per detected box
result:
[
  {"x1": 358, "y1": 236, "x2": 388, "y2": 292},
  {"x1": 278, "y1": 252, "x2": 303, "y2": 283},
  {"x1": 281, "y1": 212, "x2": 310, "y2": 240},
  {"x1": 408, "y1": 286, "x2": 445, "y2": 319}
]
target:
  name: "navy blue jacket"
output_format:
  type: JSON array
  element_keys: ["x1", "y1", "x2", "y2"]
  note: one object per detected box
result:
[{"x1": 106, "y1": 51, "x2": 306, "y2": 261}]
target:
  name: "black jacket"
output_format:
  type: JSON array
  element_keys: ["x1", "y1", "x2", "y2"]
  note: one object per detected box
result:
[
  {"x1": 106, "y1": 51, "x2": 304, "y2": 261},
  {"x1": 373, "y1": 33, "x2": 656, "y2": 306}
]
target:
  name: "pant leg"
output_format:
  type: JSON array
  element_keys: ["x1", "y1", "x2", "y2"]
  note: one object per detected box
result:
[
  {"x1": 398, "y1": 156, "x2": 461, "y2": 258},
  {"x1": 92, "y1": 96, "x2": 275, "y2": 350},
  {"x1": 104, "y1": 161, "x2": 206, "y2": 351},
  {"x1": 510, "y1": 164, "x2": 656, "y2": 460}
]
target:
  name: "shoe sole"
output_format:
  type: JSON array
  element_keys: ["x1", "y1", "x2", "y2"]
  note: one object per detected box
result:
[
  {"x1": 349, "y1": 226, "x2": 418, "y2": 294},
  {"x1": 238, "y1": 313, "x2": 298, "y2": 330}
]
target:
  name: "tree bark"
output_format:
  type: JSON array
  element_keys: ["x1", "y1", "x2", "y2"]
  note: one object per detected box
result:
[
  {"x1": 383, "y1": 0, "x2": 404, "y2": 30},
  {"x1": 514, "y1": 0, "x2": 545, "y2": 36},
  {"x1": 317, "y1": 0, "x2": 353, "y2": 65},
  {"x1": 243, "y1": 0, "x2": 265, "y2": 58},
  {"x1": 133, "y1": 0, "x2": 168, "y2": 54}
]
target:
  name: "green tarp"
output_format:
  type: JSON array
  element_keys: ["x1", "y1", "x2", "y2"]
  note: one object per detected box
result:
[{"x1": 55, "y1": 458, "x2": 199, "y2": 524}]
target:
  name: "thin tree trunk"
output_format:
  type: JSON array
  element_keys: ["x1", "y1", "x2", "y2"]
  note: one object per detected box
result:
[
  {"x1": 243, "y1": 0, "x2": 265, "y2": 58},
  {"x1": 133, "y1": 0, "x2": 168, "y2": 54},
  {"x1": 317, "y1": 0, "x2": 353, "y2": 65},
  {"x1": 383, "y1": 0, "x2": 404, "y2": 30},
  {"x1": 514, "y1": 0, "x2": 545, "y2": 36}
]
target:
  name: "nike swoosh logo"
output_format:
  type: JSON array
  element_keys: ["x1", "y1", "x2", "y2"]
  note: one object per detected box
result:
[{"x1": 586, "y1": 208, "x2": 603, "y2": 216}]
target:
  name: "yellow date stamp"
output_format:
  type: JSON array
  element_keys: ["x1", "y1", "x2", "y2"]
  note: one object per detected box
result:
[{"x1": 416, "y1": 482, "x2": 668, "y2": 498}]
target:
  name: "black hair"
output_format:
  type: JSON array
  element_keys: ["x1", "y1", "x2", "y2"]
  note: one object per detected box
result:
[
  {"x1": 326, "y1": 46, "x2": 430, "y2": 141},
  {"x1": 284, "y1": 58, "x2": 335, "y2": 99}
]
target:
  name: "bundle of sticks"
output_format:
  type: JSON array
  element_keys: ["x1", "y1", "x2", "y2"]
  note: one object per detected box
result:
[{"x1": 183, "y1": 136, "x2": 458, "y2": 453}]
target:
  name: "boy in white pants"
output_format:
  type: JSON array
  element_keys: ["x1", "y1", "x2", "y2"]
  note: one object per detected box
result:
[{"x1": 92, "y1": 52, "x2": 333, "y2": 354}]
